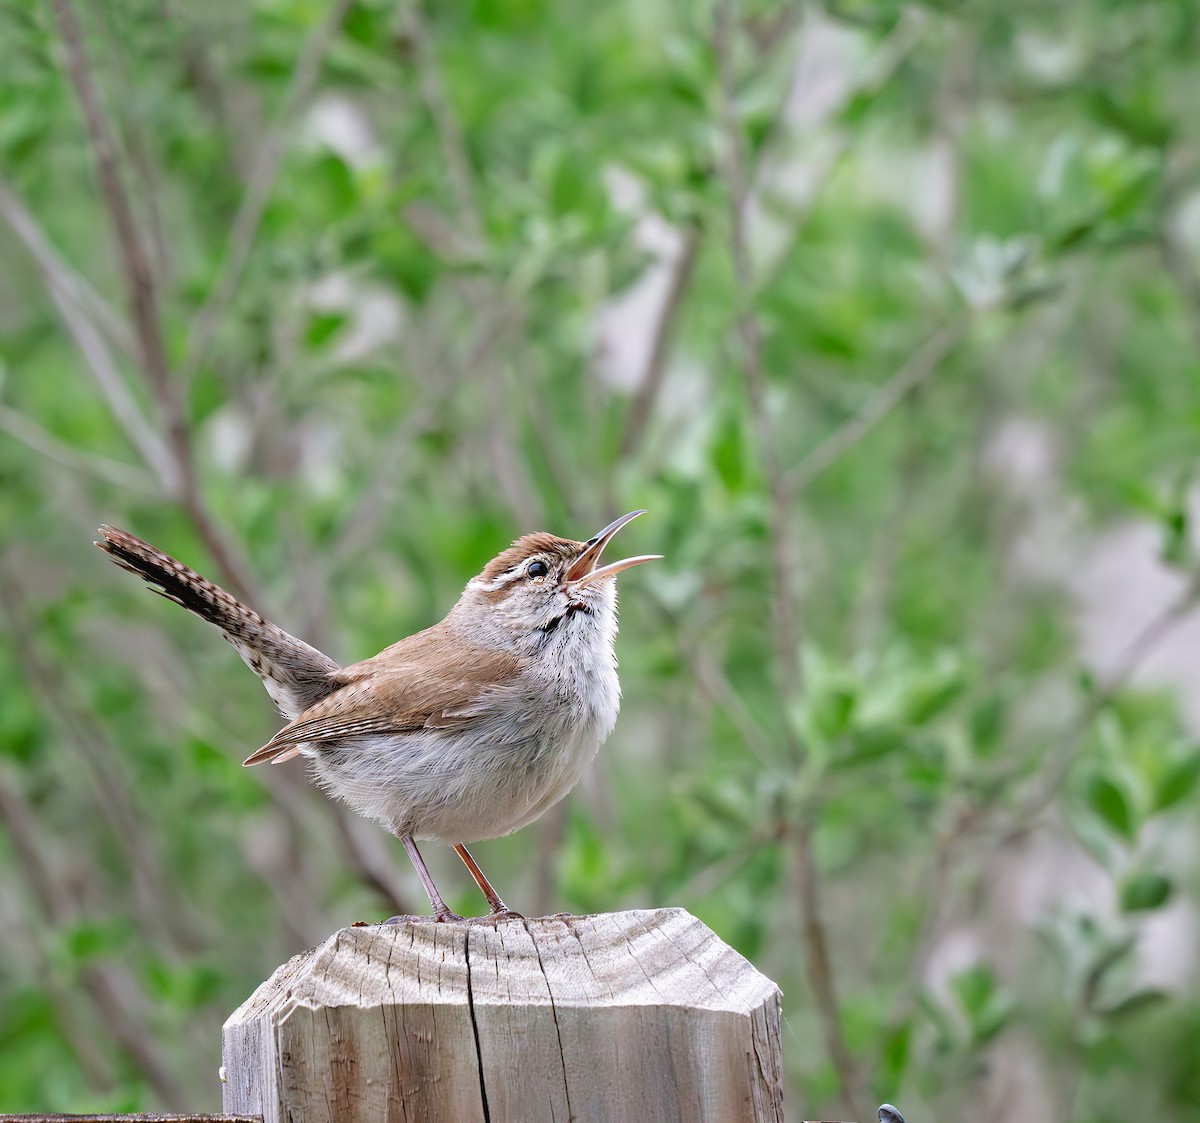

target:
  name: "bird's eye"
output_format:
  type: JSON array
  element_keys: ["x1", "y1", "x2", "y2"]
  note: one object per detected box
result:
[{"x1": 527, "y1": 559, "x2": 550, "y2": 580}]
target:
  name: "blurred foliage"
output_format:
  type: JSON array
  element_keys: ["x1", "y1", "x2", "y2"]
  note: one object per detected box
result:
[{"x1": 2, "y1": 0, "x2": 1200, "y2": 1119}]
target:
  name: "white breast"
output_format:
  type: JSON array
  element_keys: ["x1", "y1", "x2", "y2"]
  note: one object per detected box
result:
[{"x1": 311, "y1": 593, "x2": 623, "y2": 844}]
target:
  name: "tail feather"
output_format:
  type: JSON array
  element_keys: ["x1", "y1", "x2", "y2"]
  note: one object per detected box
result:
[{"x1": 96, "y1": 525, "x2": 339, "y2": 720}]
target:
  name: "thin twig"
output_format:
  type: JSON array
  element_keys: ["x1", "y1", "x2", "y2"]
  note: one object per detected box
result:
[
  {"x1": 678, "y1": 822, "x2": 783, "y2": 903},
  {"x1": 179, "y1": 0, "x2": 353, "y2": 383},
  {"x1": 1016, "y1": 572, "x2": 1200, "y2": 824},
  {"x1": 52, "y1": 0, "x2": 172, "y2": 405},
  {"x1": 691, "y1": 644, "x2": 786, "y2": 779},
  {"x1": 0, "y1": 768, "x2": 187, "y2": 1105},
  {"x1": 531, "y1": 801, "x2": 568, "y2": 917},
  {"x1": 44, "y1": 281, "x2": 178, "y2": 488},
  {"x1": 0, "y1": 176, "x2": 175, "y2": 483},
  {"x1": 714, "y1": 9, "x2": 864, "y2": 1118},
  {"x1": 334, "y1": 813, "x2": 418, "y2": 919},
  {"x1": 0, "y1": 774, "x2": 121, "y2": 1089},
  {"x1": 0, "y1": 176, "x2": 134, "y2": 356},
  {"x1": 47, "y1": 0, "x2": 420, "y2": 939},
  {"x1": 402, "y1": 0, "x2": 485, "y2": 250},
  {"x1": 793, "y1": 820, "x2": 868, "y2": 1120},
  {"x1": 784, "y1": 321, "x2": 969, "y2": 499},
  {"x1": 0, "y1": 403, "x2": 159, "y2": 495},
  {"x1": 331, "y1": 405, "x2": 437, "y2": 567},
  {"x1": 0, "y1": 569, "x2": 202, "y2": 953},
  {"x1": 620, "y1": 225, "x2": 702, "y2": 458},
  {"x1": 715, "y1": 0, "x2": 802, "y2": 701},
  {"x1": 54, "y1": 0, "x2": 267, "y2": 605}
]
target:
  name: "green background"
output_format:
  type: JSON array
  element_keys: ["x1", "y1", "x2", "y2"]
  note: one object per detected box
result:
[{"x1": 2, "y1": 0, "x2": 1200, "y2": 1119}]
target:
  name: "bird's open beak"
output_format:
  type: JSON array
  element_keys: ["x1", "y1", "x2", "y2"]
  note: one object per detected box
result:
[{"x1": 565, "y1": 510, "x2": 663, "y2": 588}]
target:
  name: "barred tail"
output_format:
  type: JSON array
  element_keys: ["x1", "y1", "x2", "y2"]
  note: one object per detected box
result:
[{"x1": 95, "y1": 525, "x2": 339, "y2": 719}]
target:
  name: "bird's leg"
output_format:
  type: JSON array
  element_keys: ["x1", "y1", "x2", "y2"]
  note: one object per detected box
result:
[
  {"x1": 454, "y1": 843, "x2": 524, "y2": 919},
  {"x1": 396, "y1": 834, "x2": 463, "y2": 922}
]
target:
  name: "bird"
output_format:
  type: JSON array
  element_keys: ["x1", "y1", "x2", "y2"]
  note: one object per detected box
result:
[{"x1": 95, "y1": 512, "x2": 660, "y2": 921}]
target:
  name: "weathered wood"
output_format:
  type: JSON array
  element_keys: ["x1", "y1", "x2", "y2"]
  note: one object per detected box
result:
[
  {"x1": 0, "y1": 1116, "x2": 259, "y2": 1121},
  {"x1": 222, "y1": 907, "x2": 782, "y2": 1122}
]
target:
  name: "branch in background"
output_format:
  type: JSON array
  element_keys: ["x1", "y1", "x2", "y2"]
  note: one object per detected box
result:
[
  {"x1": 401, "y1": 0, "x2": 486, "y2": 252},
  {"x1": 333, "y1": 814, "x2": 418, "y2": 919},
  {"x1": 792, "y1": 821, "x2": 868, "y2": 1116},
  {"x1": 1160, "y1": 164, "x2": 1200, "y2": 358},
  {"x1": 111, "y1": 57, "x2": 175, "y2": 288},
  {"x1": 620, "y1": 225, "x2": 702, "y2": 459},
  {"x1": 179, "y1": 0, "x2": 354, "y2": 384},
  {"x1": 0, "y1": 176, "x2": 175, "y2": 485},
  {"x1": 678, "y1": 824, "x2": 781, "y2": 904},
  {"x1": 1015, "y1": 571, "x2": 1200, "y2": 826},
  {"x1": 35, "y1": 19, "x2": 303, "y2": 624},
  {"x1": 743, "y1": 10, "x2": 930, "y2": 296},
  {"x1": 714, "y1": 7, "x2": 864, "y2": 1120},
  {"x1": 330, "y1": 404, "x2": 438, "y2": 569},
  {"x1": 691, "y1": 643, "x2": 785, "y2": 780},
  {"x1": 784, "y1": 320, "x2": 970, "y2": 500},
  {"x1": 52, "y1": 0, "x2": 264, "y2": 604},
  {"x1": 43, "y1": 280, "x2": 178, "y2": 488},
  {"x1": 0, "y1": 403, "x2": 158, "y2": 495},
  {"x1": 0, "y1": 769, "x2": 187, "y2": 1106},
  {"x1": 53, "y1": 0, "x2": 267, "y2": 605},
  {"x1": 0, "y1": 178, "x2": 134, "y2": 357},
  {"x1": 0, "y1": 569, "x2": 202, "y2": 955},
  {"x1": 52, "y1": 0, "x2": 172, "y2": 405},
  {"x1": 0, "y1": 774, "x2": 122, "y2": 1090},
  {"x1": 714, "y1": 2, "x2": 802, "y2": 701},
  {"x1": 530, "y1": 801, "x2": 567, "y2": 917},
  {"x1": 892, "y1": 571, "x2": 1200, "y2": 1041},
  {"x1": 483, "y1": 364, "x2": 546, "y2": 528}
]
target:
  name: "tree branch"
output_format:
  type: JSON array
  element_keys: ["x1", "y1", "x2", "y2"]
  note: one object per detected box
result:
[
  {"x1": 179, "y1": 0, "x2": 354, "y2": 383},
  {"x1": 0, "y1": 767, "x2": 187, "y2": 1106},
  {"x1": 792, "y1": 820, "x2": 867, "y2": 1118},
  {"x1": 401, "y1": 0, "x2": 485, "y2": 250},
  {"x1": 0, "y1": 569, "x2": 201, "y2": 954},
  {"x1": 713, "y1": 9, "x2": 864, "y2": 1119},
  {"x1": 620, "y1": 224, "x2": 702, "y2": 458},
  {"x1": 1015, "y1": 570, "x2": 1200, "y2": 825},
  {"x1": 52, "y1": 0, "x2": 267, "y2": 603},
  {"x1": 0, "y1": 177, "x2": 134, "y2": 356},
  {"x1": 715, "y1": 0, "x2": 802, "y2": 700},
  {"x1": 0, "y1": 402, "x2": 158, "y2": 495},
  {"x1": 784, "y1": 320, "x2": 970, "y2": 500},
  {"x1": 52, "y1": 0, "x2": 172, "y2": 404}
]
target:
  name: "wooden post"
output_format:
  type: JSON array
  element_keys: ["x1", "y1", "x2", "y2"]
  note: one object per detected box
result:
[{"x1": 222, "y1": 907, "x2": 783, "y2": 1122}]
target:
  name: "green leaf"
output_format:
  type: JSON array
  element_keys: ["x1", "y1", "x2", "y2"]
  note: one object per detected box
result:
[
  {"x1": 902, "y1": 674, "x2": 968, "y2": 726},
  {"x1": 1120, "y1": 872, "x2": 1172, "y2": 913},
  {"x1": 1086, "y1": 774, "x2": 1136, "y2": 841},
  {"x1": 950, "y1": 964, "x2": 1015, "y2": 1045},
  {"x1": 1099, "y1": 988, "x2": 1169, "y2": 1019},
  {"x1": 815, "y1": 685, "x2": 858, "y2": 740},
  {"x1": 305, "y1": 312, "x2": 347, "y2": 348},
  {"x1": 711, "y1": 412, "x2": 745, "y2": 492},
  {"x1": 952, "y1": 963, "x2": 997, "y2": 1017},
  {"x1": 1154, "y1": 752, "x2": 1200, "y2": 812}
]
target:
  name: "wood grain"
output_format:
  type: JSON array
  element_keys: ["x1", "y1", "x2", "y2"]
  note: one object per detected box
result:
[{"x1": 222, "y1": 908, "x2": 783, "y2": 1122}]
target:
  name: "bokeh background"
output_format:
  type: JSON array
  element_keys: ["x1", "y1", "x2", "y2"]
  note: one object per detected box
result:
[{"x1": 2, "y1": 0, "x2": 1200, "y2": 1119}]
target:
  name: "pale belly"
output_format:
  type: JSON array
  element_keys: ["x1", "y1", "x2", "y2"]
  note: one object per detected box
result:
[{"x1": 307, "y1": 704, "x2": 616, "y2": 843}]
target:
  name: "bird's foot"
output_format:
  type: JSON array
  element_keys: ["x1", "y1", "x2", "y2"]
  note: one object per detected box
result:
[
  {"x1": 380, "y1": 911, "x2": 466, "y2": 924},
  {"x1": 481, "y1": 907, "x2": 525, "y2": 923}
]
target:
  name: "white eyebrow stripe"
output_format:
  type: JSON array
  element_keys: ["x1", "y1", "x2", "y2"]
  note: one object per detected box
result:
[{"x1": 468, "y1": 567, "x2": 527, "y2": 592}]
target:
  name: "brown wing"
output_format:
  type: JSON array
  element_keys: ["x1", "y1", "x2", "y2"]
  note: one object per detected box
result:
[{"x1": 243, "y1": 635, "x2": 523, "y2": 765}]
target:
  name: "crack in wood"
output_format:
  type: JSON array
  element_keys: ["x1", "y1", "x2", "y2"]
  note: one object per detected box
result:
[
  {"x1": 523, "y1": 919, "x2": 575, "y2": 1123},
  {"x1": 462, "y1": 929, "x2": 492, "y2": 1123}
]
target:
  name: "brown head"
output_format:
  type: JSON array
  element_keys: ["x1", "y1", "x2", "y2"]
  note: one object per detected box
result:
[{"x1": 457, "y1": 511, "x2": 661, "y2": 649}]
